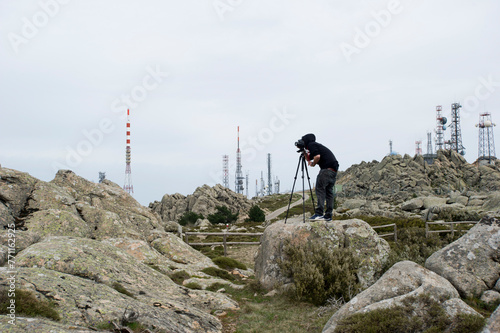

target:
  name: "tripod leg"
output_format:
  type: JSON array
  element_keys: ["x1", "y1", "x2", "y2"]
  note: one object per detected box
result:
[
  {"x1": 303, "y1": 157, "x2": 316, "y2": 215},
  {"x1": 301, "y1": 155, "x2": 306, "y2": 223},
  {"x1": 284, "y1": 156, "x2": 302, "y2": 224}
]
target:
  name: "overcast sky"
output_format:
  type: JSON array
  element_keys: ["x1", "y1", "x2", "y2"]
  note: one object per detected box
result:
[{"x1": 1, "y1": 0, "x2": 499, "y2": 206}]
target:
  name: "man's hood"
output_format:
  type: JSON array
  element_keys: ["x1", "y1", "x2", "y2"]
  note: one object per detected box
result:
[{"x1": 301, "y1": 133, "x2": 316, "y2": 147}]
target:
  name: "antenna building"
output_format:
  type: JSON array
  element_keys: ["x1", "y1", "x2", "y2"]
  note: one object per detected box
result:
[{"x1": 222, "y1": 155, "x2": 229, "y2": 188}]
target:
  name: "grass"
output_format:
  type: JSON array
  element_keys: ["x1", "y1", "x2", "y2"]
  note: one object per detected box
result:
[
  {"x1": 217, "y1": 281, "x2": 337, "y2": 333},
  {"x1": 257, "y1": 194, "x2": 302, "y2": 212},
  {"x1": 169, "y1": 270, "x2": 190, "y2": 285},
  {"x1": 202, "y1": 267, "x2": 236, "y2": 281},
  {"x1": 0, "y1": 288, "x2": 60, "y2": 321},
  {"x1": 213, "y1": 256, "x2": 247, "y2": 270}
]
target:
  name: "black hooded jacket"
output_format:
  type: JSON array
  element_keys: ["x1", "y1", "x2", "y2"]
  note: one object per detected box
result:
[{"x1": 301, "y1": 133, "x2": 339, "y2": 171}]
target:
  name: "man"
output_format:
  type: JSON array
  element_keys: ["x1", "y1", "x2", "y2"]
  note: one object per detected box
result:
[{"x1": 301, "y1": 133, "x2": 339, "y2": 221}]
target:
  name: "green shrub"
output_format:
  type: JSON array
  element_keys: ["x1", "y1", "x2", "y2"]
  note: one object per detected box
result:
[
  {"x1": 279, "y1": 240, "x2": 360, "y2": 306},
  {"x1": 246, "y1": 205, "x2": 266, "y2": 222},
  {"x1": 212, "y1": 256, "x2": 247, "y2": 270},
  {"x1": 202, "y1": 267, "x2": 236, "y2": 281},
  {"x1": 112, "y1": 282, "x2": 135, "y2": 298},
  {"x1": 206, "y1": 282, "x2": 230, "y2": 292},
  {"x1": 0, "y1": 288, "x2": 60, "y2": 321},
  {"x1": 178, "y1": 211, "x2": 204, "y2": 226},
  {"x1": 184, "y1": 282, "x2": 203, "y2": 290},
  {"x1": 334, "y1": 294, "x2": 485, "y2": 333},
  {"x1": 207, "y1": 206, "x2": 239, "y2": 225},
  {"x1": 169, "y1": 270, "x2": 190, "y2": 285}
]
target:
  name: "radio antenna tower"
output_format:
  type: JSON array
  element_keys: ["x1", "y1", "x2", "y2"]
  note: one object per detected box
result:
[
  {"x1": 435, "y1": 105, "x2": 447, "y2": 151},
  {"x1": 476, "y1": 112, "x2": 496, "y2": 165},
  {"x1": 123, "y1": 109, "x2": 134, "y2": 195},
  {"x1": 235, "y1": 126, "x2": 244, "y2": 194},
  {"x1": 274, "y1": 176, "x2": 280, "y2": 194},
  {"x1": 415, "y1": 140, "x2": 422, "y2": 156},
  {"x1": 267, "y1": 153, "x2": 273, "y2": 195},
  {"x1": 222, "y1": 155, "x2": 229, "y2": 188},
  {"x1": 449, "y1": 103, "x2": 465, "y2": 155}
]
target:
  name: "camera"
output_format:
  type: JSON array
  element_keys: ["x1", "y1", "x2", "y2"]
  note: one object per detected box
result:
[{"x1": 295, "y1": 139, "x2": 305, "y2": 152}]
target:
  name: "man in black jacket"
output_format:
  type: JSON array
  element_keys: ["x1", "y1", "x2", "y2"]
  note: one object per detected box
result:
[{"x1": 301, "y1": 133, "x2": 339, "y2": 221}]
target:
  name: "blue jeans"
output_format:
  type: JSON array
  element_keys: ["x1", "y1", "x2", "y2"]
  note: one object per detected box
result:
[{"x1": 315, "y1": 169, "x2": 337, "y2": 218}]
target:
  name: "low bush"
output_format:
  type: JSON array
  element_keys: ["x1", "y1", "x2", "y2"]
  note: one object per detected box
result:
[
  {"x1": 184, "y1": 282, "x2": 203, "y2": 290},
  {"x1": 212, "y1": 256, "x2": 247, "y2": 270},
  {"x1": 207, "y1": 206, "x2": 239, "y2": 225},
  {"x1": 246, "y1": 205, "x2": 266, "y2": 222},
  {"x1": 279, "y1": 240, "x2": 360, "y2": 306},
  {"x1": 202, "y1": 267, "x2": 236, "y2": 281},
  {"x1": 334, "y1": 294, "x2": 485, "y2": 333},
  {"x1": 178, "y1": 211, "x2": 204, "y2": 226},
  {"x1": 169, "y1": 270, "x2": 190, "y2": 285}
]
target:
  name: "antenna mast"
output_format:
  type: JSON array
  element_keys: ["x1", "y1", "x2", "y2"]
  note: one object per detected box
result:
[{"x1": 124, "y1": 109, "x2": 134, "y2": 195}]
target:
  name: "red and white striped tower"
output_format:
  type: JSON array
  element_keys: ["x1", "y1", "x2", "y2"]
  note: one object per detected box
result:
[{"x1": 124, "y1": 109, "x2": 134, "y2": 195}]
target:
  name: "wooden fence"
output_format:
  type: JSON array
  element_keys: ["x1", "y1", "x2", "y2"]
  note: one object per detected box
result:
[
  {"x1": 184, "y1": 232, "x2": 263, "y2": 256},
  {"x1": 372, "y1": 223, "x2": 397, "y2": 242},
  {"x1": 425, "y1": 221, "x2": 479, "y2": 238}
]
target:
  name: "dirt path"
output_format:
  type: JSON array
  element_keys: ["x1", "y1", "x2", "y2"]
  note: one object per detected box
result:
[{"x1": 265, "y1": 192, "x2": 309, "y2": 221}]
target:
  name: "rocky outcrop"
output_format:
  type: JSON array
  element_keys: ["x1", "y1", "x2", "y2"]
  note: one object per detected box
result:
[
  {"x1": 0, "y1": 168, "x2": 242, "y2": 332},
  {"x1": 425, "y1": 216, "x2": 500, "y2": 299},
  {"x1": 0, "y1": 168, "x2": 165, "y2": 242},
  {"x1": 7, "y1": 236, "x2": 237, "y2": 332},
  {"x1": 150, "y1": 184, "x2": 252, "y2": 223},
  {"x1": 254, "y1": 217, "x2": 390, "y2": 290},
  {"x1": 322, "y1": 261, "x2": 480, "y2": 333},
  {"x1": 337, "y1": 150, "x2": 500, "y2": 197}
]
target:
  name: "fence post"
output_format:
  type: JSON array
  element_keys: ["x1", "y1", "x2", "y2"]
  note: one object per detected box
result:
[
  {"x1": 184, "y1": 232, "x2": 189, "y2": 244},
  {"x1": 394, "y1": 224, "x2": 397, "y2": 242},
  {"x1": 223, "y1": 233, "x2": 227, "y2": 257},
  {"x1": 425, "y1": 222, "x2": 429, "y2": 238},
  {"x1": 451, "y1": 222, "x2": 455, "y2": 238}
]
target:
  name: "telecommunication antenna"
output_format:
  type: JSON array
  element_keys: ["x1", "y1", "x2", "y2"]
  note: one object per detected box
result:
[
  {"x1": 449, "y1": 102, "x2": 465, "y2": 155},
  {"x1": 267, "y1": 153, "x2": 273, "y2": 195},
  {"x1": 123, "y1": 109, "x2": 134, "y2": 195},
  {"x1": 476, "y1": 112, "x2": 496, "y2": 165},
  {"x1": 222, "y1": 155, "x2": 229, "y2": 188},
  {"x1": 415, "y1": 140, "x2": 422, "y2": 156},
  {"x1": 235, "y1": 126, "x2": 245, "y2": 194},
  {"x1": 435, "y1": 105, "x2": 447, "y2": 151},
  {"x1": 98, "y1": 172, "x2": 106, "y2": 183}
]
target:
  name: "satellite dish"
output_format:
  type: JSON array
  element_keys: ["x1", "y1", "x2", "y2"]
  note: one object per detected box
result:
[
  {"x1": 442, "y1": 125, "x2": 447, "y2": 130},
  {"x1": 461, "y1": 151, "x2": 466, "y2": 156},
  {"x1": 441, "y1": 117, "x2": 447, "y2": 125},
  {"x1": 484, "y1": 120, "x2": 492, "y2": 127}
]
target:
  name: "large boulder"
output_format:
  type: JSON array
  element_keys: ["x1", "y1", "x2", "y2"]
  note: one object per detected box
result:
[
  {"x1": 255, "y1": 217, "x2": 390, "y2": 290},
  {"x1": 150, "y1": 184, "x2": 252, "y2": 223},
  {"x1": 322, "y1": 261, "x2": 479, "y2": 333},
  {"x1": 2, "y1": 267, "x2": 223, "y2": 332},
  {"x1": 14, "y1": 236, "x2": 237, "y2": 313},
  {"x1": 425, "y1": 216, "x2": 500, "y2": 298}
]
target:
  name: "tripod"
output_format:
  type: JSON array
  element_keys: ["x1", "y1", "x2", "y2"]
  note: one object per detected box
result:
[{"x1": 284, "y1": 153, "x2": 316, "y2": 223}]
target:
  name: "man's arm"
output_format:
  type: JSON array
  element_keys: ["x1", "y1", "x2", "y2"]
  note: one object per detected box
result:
[{"x1": 309, "y1": 154, "x2": 320, "y2": 167}]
